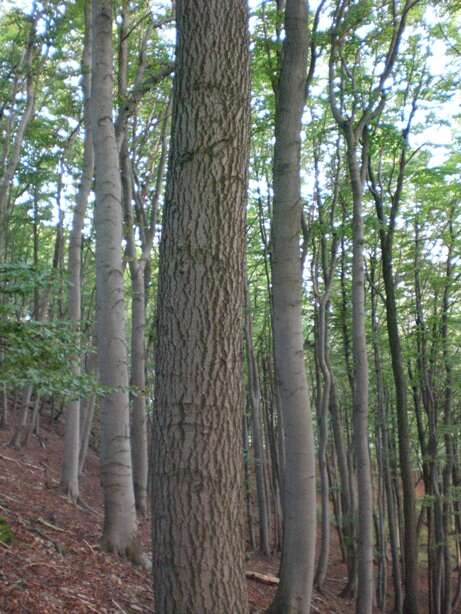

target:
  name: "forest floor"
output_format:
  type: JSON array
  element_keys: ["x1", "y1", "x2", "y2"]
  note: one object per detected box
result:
[{"x1": 0, "y1": 418, "x2": 426, "y2": 613}]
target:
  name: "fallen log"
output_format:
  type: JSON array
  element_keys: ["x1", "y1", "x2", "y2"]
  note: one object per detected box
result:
[{"x1": 246, "y1": 571, "x2": 280, "y2": 585}]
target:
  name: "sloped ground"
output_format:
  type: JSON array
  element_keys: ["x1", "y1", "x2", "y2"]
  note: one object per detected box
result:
[
  {"x1": 0, "y1": 417, "x2": 423, "y2": 613},
  {"x1": 0, "y1": 422, "x2": 153, "y2": 613}
]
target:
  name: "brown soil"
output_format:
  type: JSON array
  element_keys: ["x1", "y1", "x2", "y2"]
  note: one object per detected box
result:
[{"x1": 0, "y1": 417, "x2": 430, "y2": 613}]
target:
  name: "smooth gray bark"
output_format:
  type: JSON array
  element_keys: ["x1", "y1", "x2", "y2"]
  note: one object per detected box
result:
[
  {"x1": 117, "y1": 4, "x2": 170, "y2": 516},
  {"x1": 368, "y1": 133, "x2": 419, "y2": 614},
  {"x1": 79, "y1": 342, "x2": 97, "y2": 475},
  {"x1": 268, "y1": 1, "x2": 316, "y2": 612},
  {"x1": 245, "y1": 283, "x2": 271, "y2": 556},
  {"x1": 328, "y1": 2, "x2": 417, "y2": 607},
  {"x1": 91, "y1": 0, "x2": 138, "y2": 556},
  {"x1": 347, "y1": 137, "x2": 374, "y2": 614},
  {"x1": 61, "y1": 0, "x2": 94, "y2": 502}
]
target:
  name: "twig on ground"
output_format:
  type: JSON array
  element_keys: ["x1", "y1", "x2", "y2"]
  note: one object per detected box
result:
[
  {"x1": 0, "y1": 453, "x2": 41, "y2": 471},
  {"x1": 83, "y1": 539, "x2": 98, "y2": 553},
  {"x1": 36, "y1": 516, "x2": 66, "y2": 532},
  {"x1": 60, "y1": 587, "x2": 100, "y2": 613},
  {"x1": 112, "y1": 598, "x2": 129, "y2": 614}
]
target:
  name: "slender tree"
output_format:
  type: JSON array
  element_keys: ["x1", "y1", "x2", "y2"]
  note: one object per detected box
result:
[
  {"x1": 329, "y1": 2, "x2": 417, "y2": 610},
  {"x1": 91, "y1": 0, "x2": 138, "y2": 556},
  {"x1": 0, "y1": 6, "x2": 38, "y2": 259},
  {"x1": 61, "y1": 0, "x2": 94, "y2": 502},
  {"x1": 268, "y1": 1, "x2": 317, "y2": 612},
  {"x1": 367, "y1": 98, "x2": 420, "y2": 614}
]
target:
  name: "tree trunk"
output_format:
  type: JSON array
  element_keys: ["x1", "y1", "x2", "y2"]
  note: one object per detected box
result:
[
  {"x1": 117, "y1": 0, "x2": 149, "y2": 517},
  {"x1": 91, "y1": 0, "x2": 138, "y2": 557},
  {"x1": 152, "y1": 1, "x2": 251, "y2": 611},
  {"x1": 314, "y1": 294, "x2": 331, "y2": 592},
  {"x1": 61, "y1": 0, "x2": 94, "y2": 502},
  {"x1": 346, "y1": 134, "x2": 374, "y2": 614},
  {"x1": 381, "y1": 229, "x2": 419, "y2": 614},
  {"x1": 0, "y1": 11, "x2": 37, "y2": 258},
  {"x1": 79, "y1": 342, "x2": 97, "y2": 475},
  {"x1": 268, "y1": 1, "x2": 316, "y2": 612},
  {"x1": 370, "y1": 255, "x2": 402, "y2": 613},
  {"x1": 245, "y1": 283, "x2": 271, "y2": 556},
  {"x1": 369, "y1": 150, "x2": 420, "y2": 614}
]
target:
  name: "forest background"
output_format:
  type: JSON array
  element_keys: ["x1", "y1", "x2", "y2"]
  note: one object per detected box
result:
[{"x1": 0, "y1": 1, "x2": 461, "y2": 613}]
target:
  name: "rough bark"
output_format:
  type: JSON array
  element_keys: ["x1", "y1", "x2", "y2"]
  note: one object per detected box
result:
[
  {"x1": 61, "y1": 0, "x2": 94, "y2": 502},
  {"x1": 152, "y1": 1, "x2": 251, "y2": 612},
  {"x1": 268, "y1": 1, "x2": 316, "y2": 612},
  {"x1": 91, "y1": 0, "x2": 138, "y2": 556}
]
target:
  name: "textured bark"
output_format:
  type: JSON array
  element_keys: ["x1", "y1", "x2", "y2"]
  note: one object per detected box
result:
[
  {"x1": 61, "y1": 0, "x2": 94, "y2": 502},
  {"x1": 91, "y1": 0, "x2": 138, "y2": 556},
  {"x1": 268, "y1": 1, "x2": 316, "y2": 612},
  {"x1": 152, "y1": 1, "x2": 250, "y2": 612}
]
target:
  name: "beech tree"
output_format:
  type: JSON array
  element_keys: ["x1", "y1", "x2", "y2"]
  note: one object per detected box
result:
[
  {"x1": 60, "y1": 0, "x2": 94, "y2": 503},
  {"x1": 328, "y1": 1, "x2": 419, "y2": 610},
  {"x1": 268, "y1": 1, "x2": 316, "y2": 612},
  {"x1": 91, "y1": 0, "x2": 138, "y2": 556}
]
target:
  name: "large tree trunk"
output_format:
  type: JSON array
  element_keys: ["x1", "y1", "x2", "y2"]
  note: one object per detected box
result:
[
  {"x1": 61, "y1": 0, "x2": 94, "y2": 502},
  {"x1": 91, "y1": 0, "x2": 138, "y2": 556},
  {"x1": 268, "y1": 1, "x2": 316, "y2": 612},
  {"x1": 152, "y1": 1, "x2": 251, "y2": 612}
]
